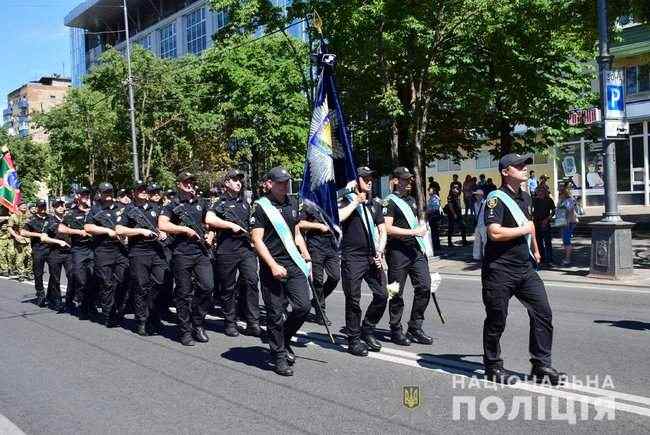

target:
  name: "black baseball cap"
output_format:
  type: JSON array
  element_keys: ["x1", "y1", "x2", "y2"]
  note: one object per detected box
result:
[
  {"x1": 498, "y1": 153, "x2": 533, "y2": 172},
  {"x1": 98, "y1": 182, "x2": 114, "y2": 193},
  {"x1": 165, "y1": 189, "x2": 177, "y2": 197},
  {"x1": 178, "y1": 171, "x2": 196, "y2": 182},
  {"x1": 268, "y1": 166, "x2": 291, "y2": 182},
  {"x1": 78, "y1": 186, "x2": 91, "y2": 195},
  {"x1": 392, "y1": 167, "x2": 413, "y2": 179},
  {"x1": 147, "y1": 183, "x2": 162, "y2": 193},
  {"x1": 225, "y1": 169, "x2": 244, "y2": 180},
  {"x1": 53, "y1": 196, "x2": 67, "y2": 206},
  {"x1": 36, "y1": 199, "x2": 47, "y2": 208},
  {"x1": 117, "y1": 188, "x2": 129, "y2": 198},
  {"x1": 133, "y1": 180, "x2": 147, "y2": 191},
  {"x1": 357, "y1": 166, "x2": 376, "y2": 178}
]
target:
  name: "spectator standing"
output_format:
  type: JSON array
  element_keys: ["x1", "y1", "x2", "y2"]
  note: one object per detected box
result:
[
  {"x1": 557, "y1": 185, "x2": 579, "y2": 266},
  {"x1": 528, "y1": 170, "x2": 538, "y2": 194},
  {"x1": 450, "y1": 174, "x2": 462, "y2": 193},
  {"x1": 444, "y1": 185, "x2": 466, "y2": 247},
  {"x1": 428, "y1": 176, "x2": 441, "y2": 195},
  {"x1": 484, "y1": 178, "x2": 497, "y2": 196},
  {"x1": 426, "y1": 188, "x2": 442, "y2": 253},
  {"x1": 532, "y1": 188, "x2": 555, "y2": 266},
  {"x1": 462, "y1": 175, "x2": 476, "y2": 216}
]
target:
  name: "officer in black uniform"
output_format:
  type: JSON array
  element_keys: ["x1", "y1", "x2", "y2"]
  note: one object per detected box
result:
[
  {"x1": 158, "y1": 172, "x2": 214, "y2": 346},
  {"x1": 116, "y1": 180, "x2": 168, "y2": 336},
  {"x1": 250, "y1": 166, "x2": 311, "y2": 376},
  {"x1": 21, "y1": 200, "x2": 52, "y2": 307},
  {"x1": 338, "y1": 166, "x2": 388, "y2": 356},
  {"x1": 59, "y1": 186, "x2": 96, "y2": 320},
  {"x1": 149, "y1": 183, "x2": 175, "y2": 321},
  {"x1": 46, "y1": 197, "x2": 74, "y2": 312},
  {"x1": 297, "y1": 200, "x2": 340, "y2": 326},
  {"x1": 84, "y1": 182, "x2": 130, "y2": 327},
  {"x1": 482, "y1": 154, "x2": 565, "y2": 385},
  {"x1": 205, "y1": 169, "x2": 260, "y2": 337},
  {"x1": 383, "y1": 167, "x2": 433, "y2": 346}
]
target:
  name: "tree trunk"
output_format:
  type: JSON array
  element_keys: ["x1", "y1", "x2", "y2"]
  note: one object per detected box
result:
[
  {"x1": 499, "y1": 126, "x2": 513, "y2": 157},
  {"x1": 390, "y1": 119, "x2": 399, "y2": 164}
]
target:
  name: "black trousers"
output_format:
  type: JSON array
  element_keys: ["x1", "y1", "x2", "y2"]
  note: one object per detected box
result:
[
  {"x1": 130, "y1": 250, "x2": 167, "y2": 323},
  {"x1": 310, "y1": 249, "x2": 340, "y2": 312},
  {"x1": 71, "y1": 247, "x2": 95, "y2": 312},
  {"x1": 31, "y1": 246, "x2": 50, "y2": 298},
  {"x1": 341, "y1": 254, "x2": 388, "y2": 341},
  {"x1": 534, "y1": 224, "x2": 553, "y2": 264},
  {"x1": 259, "y1": 260, "x2": 310, "y2": 360},
  {"x1": 447, "y1": 216, "x2": 466, "y2": 245},
  {"x1": 428, "y1": 216, "x2": 442, "y2": 251},
  {"x1": 95, "y1": 249, "x2": 130, "y2": 321},
  {"x1": 215, "y1": 250, "x2": 259, "y2": 326},
  {"x1": 172, "y1": 251, "x2": 213, "y2": 336},
  {"x1": 387, "y1": 247, "x2": 431, "y2": 331},
  {"x1": 47, "y1": 249, "x2": 72, "y2": 303},
  {"x1": 481, "y1": 265, "x2": 553, "y2": 369},
  {"x1": 160, "y1": 246, "x2": 174, "y2": 310}
]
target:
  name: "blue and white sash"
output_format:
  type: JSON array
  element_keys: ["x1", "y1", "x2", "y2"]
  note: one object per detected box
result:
[
  {"x1": 255, "y1": 197, "x2": 310, "y2": 278},
  {"x1": 386, "y1": 194, "x2": 432, "y2": 257},
  {"x1": 486, "y1": 190, "x2": 533, "y2": 258}
]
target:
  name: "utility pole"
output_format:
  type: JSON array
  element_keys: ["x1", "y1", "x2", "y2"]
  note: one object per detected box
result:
[
  {"x1": 589, "y1": 0, "x2": 633, "y2": 279},
  {"x1": 123, "y1": 0, "x2": 140, "y2": 181}
]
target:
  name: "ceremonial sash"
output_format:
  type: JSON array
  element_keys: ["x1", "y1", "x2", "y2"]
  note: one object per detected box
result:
[
  {"x1": 346, "y1": 193, "x2": 379, "y2": 251},
  {"x1": 486, "y1": 190, "x2": 533, "y2": 258},
  {"x1": 385, "y1": 194, "x2": 432, "y2": 257},
  {"x1": 256, "y1": 197, "x2": 310, "y2": 278}
]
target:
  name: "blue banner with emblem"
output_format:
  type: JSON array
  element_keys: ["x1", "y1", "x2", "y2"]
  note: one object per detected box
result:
[{"x1": 300, "y1": 41, "x2": 358, "y2": 240}]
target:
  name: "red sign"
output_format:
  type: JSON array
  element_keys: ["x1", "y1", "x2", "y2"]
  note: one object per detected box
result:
[{"x1": 568, "y1": 108, "x2": 601, "y2": 126}]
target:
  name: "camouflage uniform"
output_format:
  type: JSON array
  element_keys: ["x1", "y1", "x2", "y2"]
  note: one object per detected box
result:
[
  {"x1": 0, "y1": 217, "x2": 13, "y2": 275},
  {"x1": 8, "y1": 213, "x2": 32, "y2": 278}
]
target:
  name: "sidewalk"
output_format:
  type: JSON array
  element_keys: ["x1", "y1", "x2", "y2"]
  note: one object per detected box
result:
[{"x1": 430, "y1": 235, "x2": 650, "y2": 288}]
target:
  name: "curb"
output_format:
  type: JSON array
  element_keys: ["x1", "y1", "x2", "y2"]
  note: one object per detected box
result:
[{"x1": 437, "y1": 271, "x2": 649, "y2": 289}]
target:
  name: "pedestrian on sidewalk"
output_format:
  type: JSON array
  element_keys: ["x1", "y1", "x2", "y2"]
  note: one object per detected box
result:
[
  {"x1": 557, "y1": 184, "x2": 578, "y2": 266},
  {"x1": 426, "y1": 187, "x2": 442, "y2": 253},
  {"x1": 462, "y1": 175, "x2": 475, "y2": 217},
  {"x1": 532, "y1": 188, "x2": 555, "y2": 266},
  {"x1": 444, "y1": 185, "x2": 466, "y2": 247}
]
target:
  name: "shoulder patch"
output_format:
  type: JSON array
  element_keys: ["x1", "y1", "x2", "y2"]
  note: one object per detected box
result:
[
  {"x1": 382, "y1": 199, "x2": 389, "y2": 207},
  {"x1": 487, "y1": 198, "x2": 498, "y2": 209}
]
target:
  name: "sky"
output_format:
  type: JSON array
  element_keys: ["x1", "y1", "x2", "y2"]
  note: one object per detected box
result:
[{"x1": 1, "y1": 0, "x2": 80, "y2": 102}]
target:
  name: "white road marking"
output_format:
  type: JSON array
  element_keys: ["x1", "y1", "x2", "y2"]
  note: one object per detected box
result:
[{"x1": 0, "y1": 414, "x2": 26, "y2": 435}]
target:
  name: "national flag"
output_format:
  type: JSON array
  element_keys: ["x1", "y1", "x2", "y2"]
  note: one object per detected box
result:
[
  {"x1": 300, "y1": 41, "x2": 358, "y2": 240},
  {"x1": 0, "y1": 146, "x2": 22, "y2": 213}
]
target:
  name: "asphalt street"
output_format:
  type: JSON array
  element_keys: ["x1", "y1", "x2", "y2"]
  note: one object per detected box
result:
[{"x1": 1, "y1": 274, "x2": 649, "y2": 434}]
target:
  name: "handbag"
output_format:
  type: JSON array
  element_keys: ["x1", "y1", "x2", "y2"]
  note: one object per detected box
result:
[{"x1": 552, "y1": 207, "x2": 567, "y2": 227}]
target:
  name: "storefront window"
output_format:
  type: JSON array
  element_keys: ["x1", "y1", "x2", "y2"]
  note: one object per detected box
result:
[
  {"x1": 629, "y1": 122, "x2": 643, "y2": 135},
  {"x1": 640, "y1": 64, "x2": 650, "y2": 93}
]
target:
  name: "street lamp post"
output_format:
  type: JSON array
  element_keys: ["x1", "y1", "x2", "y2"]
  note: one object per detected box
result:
[
  {"x1": 123, "y1": 0, "x2": 140, "y2": 181},
  {"x1": 588, "y1": 0, "x2": 634, "y2": 279}
]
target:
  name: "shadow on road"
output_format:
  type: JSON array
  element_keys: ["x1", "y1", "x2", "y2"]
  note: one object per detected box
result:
[
  {"x1": 594, "y1": 319, "x2": 650, "y2": 331},
  {"x1": 221, "y1": 346, "x2": 274, "y2": 372}
]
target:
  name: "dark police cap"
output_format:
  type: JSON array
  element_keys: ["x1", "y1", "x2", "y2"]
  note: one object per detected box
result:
[
  {"x1": 267, "y1": 166, "x2": 291, "y2": 182},
  {"x1": 225, "y1": 169, "x2": 244, "y2": 180},
  {"x1": 76, "y1": 186, "x2": 91, "y2": 195},
  {"x1": 165, "y1": 189, "x2": 177, "y2": 197},
  {"x1": 357, "y1": 166, "x2": 376, "y2": 178},
  {"x1": 392, "y1": 166, "x2": 413, "y2": 179},
  {"x1": 117, "y1": 189, "x2": 130, "y2": 198},
  {"x1": 53, "y1": 196, "x2": 67, "y2": 206},
  {"x1": 498, "y1": 153, "x2": 533, "y2": 172},
  {"x1": 147, "y1": 183, "x2": 162, "y2": 193},
  {"x1": 133, "y1": 180, "x2": 147, "y2": 191},
  {"x1": 36, "y1": 199, "x2": 47, "y2": 208},
  {"x1": 98, "y1": 182, "x2": 114, "y2": 193},
  {"x1": 178, "y1": 171, "x2": 196, "y2": 182}
]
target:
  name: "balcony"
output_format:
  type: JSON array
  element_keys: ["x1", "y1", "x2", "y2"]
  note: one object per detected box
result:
[
  {"x1": 2, "y1": 107, "x2": 12, "y2": 123},
  {"x1": 17, "y1": 98, "x2": 29, "y2": 114}
]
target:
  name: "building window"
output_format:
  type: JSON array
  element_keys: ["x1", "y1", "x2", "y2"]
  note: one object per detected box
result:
[
  {"x1": 475, "y1": 152, "x2": 498, "y2": 169},
  {"x1": 215, "y1": 10, "x2": 229, "y2": 32},
  {"x1": 159, "y1": 22, "x2": 177, "y2": 59},
  {"x1": 437, "y1": 159, "x2": 461, "y2": 172},
  {"x1": 185, "y1": 8, "x2": 207, "y2": 55},
  {"x1": 626, "y1": 63, "x2": 650, "y2": 95},
  {"x1": 138, "y1": 33, "x2": 152, "y2": 52}
]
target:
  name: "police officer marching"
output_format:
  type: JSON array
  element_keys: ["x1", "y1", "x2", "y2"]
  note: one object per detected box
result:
[
  {"x1": 338, "y1": 166, "x2": 388, "y2": 356},
  {"x1": 21, "y1": 200, "x2": 55, "y2": 306},
  {"x1": 158, "y1": 172, "x2": 214, "y2": 346},
  {"x1": 205, "y1": 169, "x2": 261, "y2": 338},
  {"x1": 46, "y1": 197, "x2": 75, "y2": 312},
  {"x1": 383, "y1": 167, "x2": 434, "y2": 347},
  {"x1": 481, "y1": 154, "x2": 565, "y2": 385},
  {"x1": 250, "y1": 167, "x2": 312, "y2": 376},
  {"x1": 58, "y1": 186, "x2": 96, "y2": 320},
  {"x1": 116, "y1": 180, "x2": 168, "y2": 336},
  {"x1": 84, "y1": 182, "x2": 130, "y2": 328}
]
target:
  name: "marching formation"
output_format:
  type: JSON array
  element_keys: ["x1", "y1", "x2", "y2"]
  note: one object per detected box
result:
[{"x1": 2, "y1": 156, "x2": 565, "y2": 384}]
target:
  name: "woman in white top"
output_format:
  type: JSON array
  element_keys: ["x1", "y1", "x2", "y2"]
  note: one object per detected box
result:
[{"x1": 558, "y1": 184, "x2": 579, "y2": 266}]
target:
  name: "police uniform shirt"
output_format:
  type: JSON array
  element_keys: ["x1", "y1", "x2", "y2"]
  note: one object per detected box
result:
[
  {"x1": 210, "y1": 194, "x2": 252, "y2": 255},
  {"x1": 121, "y1": 202, "x2": 163, "y2": 255},
  {"x1": 483, "y1": 186, "x2": 532, "y2": 271},
  {"x1": 23, "y1": 214, "x2": 51, "y2": 249},
  {"x1": 250, "y1": 194, "x2": 300, "y2": 262},
  {"x1": 339, "y1": 196, "x2": 384, "y2": 256},
  {"x1": 383, "y1": 193, "x2": 419, "y2": 250},
  {"x1": 46, "y1": 214, "x2": 71, "y2": 252},
  {"x1": 62, "y1": 208, "x2": 93, "y2": 247},
  {"x1": 160, "y1": 194, "x2": 208, "y2": 255},
  {"x1": 299, "y1": 202, "x2": 337, "y2": 253},
  {"x1": 89, "y1": 202, "x2": 126, "y2": 252}
]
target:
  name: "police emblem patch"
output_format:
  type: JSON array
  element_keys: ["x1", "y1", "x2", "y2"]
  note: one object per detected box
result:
[
  {"x1": 487, "y1": 198, "x2": 498, "y2": 209},
  {"x1": 196, "y1": 205, "x2": 201, "y2": 211},
  {"x1": 402, "y1": 386, "x2": 420, "y2": 409},
  {"x1": 150, "y1": 211, "x2": 156, "y2": 217}
]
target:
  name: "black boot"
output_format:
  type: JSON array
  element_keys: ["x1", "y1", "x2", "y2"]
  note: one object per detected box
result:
[
  {"x1": 179, "y1": 333, "x2": 195, "y2": 346},
  {"x1": 348, "y1": 339, "x2": 369, "y2": 357},
  {"x1": 391, "y1": 328, "x2": 411, "y2": 346},
  {"x1": 484, "y1": 366, "x2": 512, "y2": 384},
  {"x1": 242, "y1": 323, "x2": 261, "y2": 337},
  {"x1": 407, "y1": 328, "x2": 433, "y2": 345},
  {"x1": 274, "y1": 357, "x2": 294, "y2": 376},
  {"x1": 530, "y1": 365, "x2": 566, "y2": 386},
  {"x1": 224, "y1": 322, "x2": 239, "y2": 337},
  {"x1": 286, "y1": 345, "x2": 296, "y2": 366},
  {"x1": 361, "y1": 330, "x2": 382, "y2": 352},
  {"x1": 36, "y1": 294, "x2": 47, "y2": 307},
  {"x1": 192, "y1": 327, "x2": 209, "y2": 343},
  {"x1": 135, "y1": 321, "x2": 148, "y2": 336}
]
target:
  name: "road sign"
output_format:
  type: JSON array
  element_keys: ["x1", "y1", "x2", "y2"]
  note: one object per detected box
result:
[{"x1": 606, "y1": 69, "x2": 625, "y2": 119}]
